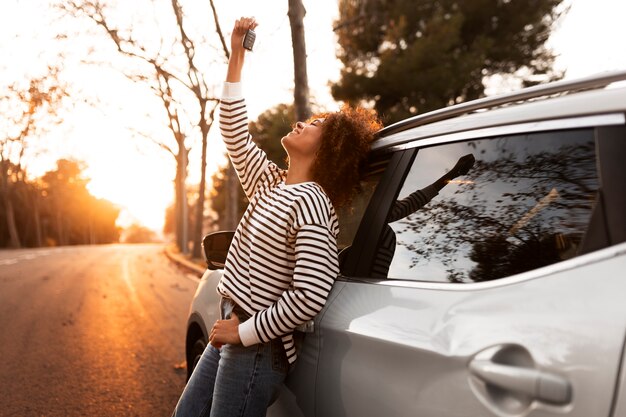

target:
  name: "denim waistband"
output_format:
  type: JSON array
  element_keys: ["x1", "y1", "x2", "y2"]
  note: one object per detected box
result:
[
  {"x1": 220, "y1": 296, "x2": 252, "y2": 322},
  {"x1": 220, "y1": 297, "x2": 288, "y2": 371}
]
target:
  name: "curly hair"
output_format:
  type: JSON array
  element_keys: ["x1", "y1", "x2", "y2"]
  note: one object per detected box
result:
[{"x1": 309, "y1": 106, "x2": 382, "y2": 208}]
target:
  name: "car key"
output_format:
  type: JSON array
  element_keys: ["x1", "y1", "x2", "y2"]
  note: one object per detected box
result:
[{"x1": 243, "y1": 29, "x2": 256, "y2": 51}]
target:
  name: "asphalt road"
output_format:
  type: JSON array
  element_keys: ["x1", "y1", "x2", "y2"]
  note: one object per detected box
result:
[{"x1": 0, "y1": 244, "x2": 201, "y2": 416}]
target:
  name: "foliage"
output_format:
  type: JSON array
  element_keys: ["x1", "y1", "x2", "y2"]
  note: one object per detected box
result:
[
  {"x1": 121, "y1": 224, "x2": 160, "y2": 243},
  {"x1": 209, "y1": 166, "x2": 248, "y2": 230},
  {"x1": 0, "y1": 159, "x2": 120, "y2": 247},
  {"x1": 163, "y1": 184, "x2": 215, "y2": 245},
  {"x1": 332, "y1": 0, "x2": 565, "y2": 123},
  {"x1": 248, "y1": 103, "x2": 295, "y2": 170},
  {"x1": 0, "y1": 67, "x2": 68, "y2": 247}
]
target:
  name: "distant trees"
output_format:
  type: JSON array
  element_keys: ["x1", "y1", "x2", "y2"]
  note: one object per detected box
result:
[
  {"x1": 248, "y1": 103, "x2": 294, "y2": 170},
  {"x1": 0, "y1": 65, "x2": 118, "y2": 248},
  {"x1": 121, "y1": 224, "x2": 160, "y2": 243},
  {"x1": 0, "y1": 158, "x2": 120, "y2": 248},
  {"x1": 332, "y1": 0, "x2": 565, "y2": 123},
  {"x1": 1, "y1": 67, "x2": 68, "y2": 248}
]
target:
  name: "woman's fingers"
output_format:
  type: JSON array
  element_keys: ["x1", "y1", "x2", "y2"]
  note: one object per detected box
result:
[
  {"x1": 235, "y1": 17, "x2": 256, "y2": 31},
  {"x1": 209, "y1": 315, "x2": 241, "y2": 346}
]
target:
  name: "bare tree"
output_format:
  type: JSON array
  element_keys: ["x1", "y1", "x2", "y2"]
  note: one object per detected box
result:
[
  {"x1": 0, "y1": 68, "x2": 67, "y2": 248},
  {"x1": 288, "y1": 0, "x2": 311, "y2": 122},
  {"x1": 58, "y1": 0, "x2": 230, "y2": 255}
]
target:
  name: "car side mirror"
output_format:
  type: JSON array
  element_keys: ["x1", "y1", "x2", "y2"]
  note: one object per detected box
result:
[{"x1": 202, "y1": 231, "x2": 235, "y2": 270}]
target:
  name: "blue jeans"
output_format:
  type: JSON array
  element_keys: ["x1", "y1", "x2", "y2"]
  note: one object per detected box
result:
[{"x1": 172, "y1": 299, "x2": 288, "y2": 417}]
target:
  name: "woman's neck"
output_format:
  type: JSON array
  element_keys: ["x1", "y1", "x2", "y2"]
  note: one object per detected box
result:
[{"x1": 285, "y1": 162, "x2": 314, "y2": 185}]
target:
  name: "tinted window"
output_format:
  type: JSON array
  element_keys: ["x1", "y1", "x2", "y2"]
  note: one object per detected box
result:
[
  {"x1": 337, "y1": 155, "x2": 390, "y2": 251},
  {"x1": 372, "y1": 129, "x2": 600, "y2": 282}
]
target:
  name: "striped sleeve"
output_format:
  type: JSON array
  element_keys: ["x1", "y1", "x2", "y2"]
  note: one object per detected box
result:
[
  {"x1": 387, "y1": 184, "x2": 439, "y2": 223},
  {"x1": 238, "y1": 195, "x2": 339, "y2": 352},
  {"x1": 219, "y1": 82, "x2": 276, "y2": 200}
]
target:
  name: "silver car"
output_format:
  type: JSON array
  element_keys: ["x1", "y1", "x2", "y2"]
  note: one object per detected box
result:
[{"x1": 185, "y1": 70, "x2": 626, "y2": 417}]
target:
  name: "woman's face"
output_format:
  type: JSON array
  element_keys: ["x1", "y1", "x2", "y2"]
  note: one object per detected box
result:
[{"x1": 281, "y1": 118, "x2": 325, "y2": 161}]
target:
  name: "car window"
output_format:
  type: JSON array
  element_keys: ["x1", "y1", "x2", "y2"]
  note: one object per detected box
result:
[
  {"x1": 336, "y1": 154, "x2": 391, "y2": 251},
  {"x1": 371, "y1": 128, "x2": 601, "y2": 282}
]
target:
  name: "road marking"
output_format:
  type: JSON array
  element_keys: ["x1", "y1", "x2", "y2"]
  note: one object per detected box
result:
[
  {"x1": 0, "y1": 249, "x2": 59, "y2": 265},
  {"x1": 122, "y1": 256, "x2": 147, "y2": 317}
]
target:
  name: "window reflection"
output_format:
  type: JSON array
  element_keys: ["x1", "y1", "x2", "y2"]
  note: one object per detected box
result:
[
  {"x1": 337, "y1": 156, "x2": 390, "y2": 251},
  {"x1": 376, "y1": 129, "x2": 599, "y2": 283}
]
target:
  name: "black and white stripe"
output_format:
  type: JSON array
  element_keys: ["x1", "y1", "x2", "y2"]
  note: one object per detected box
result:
[{"x1": 218, "y1": 88, "x2": 339, "y2": 364}]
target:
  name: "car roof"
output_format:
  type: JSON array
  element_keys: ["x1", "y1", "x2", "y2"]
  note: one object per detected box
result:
[{"x1": 372, "y1": 70, "x2": 626, "y2": 151}]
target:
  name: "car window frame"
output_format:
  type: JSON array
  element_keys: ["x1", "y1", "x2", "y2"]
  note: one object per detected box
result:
[
  {"x1": 340, "y1": 114, "x2": 625, "y2": 288},
  {"x1": 339, "y1": 147, "x2": 416, "y2": 277},
  {"x1": 596, "y1": 124, "x2": 626, "y2": 245}
]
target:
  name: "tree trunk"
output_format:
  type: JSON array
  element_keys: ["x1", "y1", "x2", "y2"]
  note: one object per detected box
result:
[
  {"x1": 33, "y1": 192, "x2": 42, "y2": 247},
  {"x1": 181, "y1": 145, "x2": 189, "y2": 254},
  {"x1": 175, "y1": 155, "x2": 183, "y2": 251},
  {"x1": 55, "y1": 204, "x2": 65, "y2": 246},
  {"x1": 175, "y1": 146, "x2": 189, "y2": 254},
  {"x1": 288, "y1": 0, "x2": 311, "y2": 122},
  {"x1": 227, "y1": 163, "x2": 239, "y2": 230},
  {"x1": 88, "y1": 213, "x2": 95, "y2": 245},
  {"x1": 4, "y1": 196, "x2": 21, "y2": 249},
  {"x1": 192, "y1": 102, "x2": 215, "y2": 259}
]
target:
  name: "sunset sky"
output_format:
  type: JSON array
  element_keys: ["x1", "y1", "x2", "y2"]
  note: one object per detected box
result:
[{"x1": 1, "y1": 0, "x2": 625, "y2": 233}]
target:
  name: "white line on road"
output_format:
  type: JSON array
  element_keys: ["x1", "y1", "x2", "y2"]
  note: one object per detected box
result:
[{"x1": 0, "y1": 251, "x2": 55, "y2": 265}]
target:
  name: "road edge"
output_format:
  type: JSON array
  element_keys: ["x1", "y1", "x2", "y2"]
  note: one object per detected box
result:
[{"x1": 163, "y1": 245, "x2": 205, "y2": 276}]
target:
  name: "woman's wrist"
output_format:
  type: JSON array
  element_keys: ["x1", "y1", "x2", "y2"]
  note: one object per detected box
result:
[{"x1": 226, "y1": 50, "x2": 246, "y2": 82}]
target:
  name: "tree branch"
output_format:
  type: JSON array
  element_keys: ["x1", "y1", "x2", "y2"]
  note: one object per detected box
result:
[{"x1": 209, "y1": 0, "x2": 230, "y2": 60}]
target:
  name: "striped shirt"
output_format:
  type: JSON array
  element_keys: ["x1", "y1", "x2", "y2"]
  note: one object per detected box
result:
[{"x1": 218, "y1": 82, "x2": 339, "y2": 364}]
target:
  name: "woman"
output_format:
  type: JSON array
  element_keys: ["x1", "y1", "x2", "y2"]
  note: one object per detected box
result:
[{"x1": 172, "y1": 17, "x2": 381, "y2": 417}]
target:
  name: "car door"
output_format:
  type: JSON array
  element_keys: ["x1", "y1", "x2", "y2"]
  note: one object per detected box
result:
[{"x1": 314, "y1": 121, "x2": 626, "y2": 416}]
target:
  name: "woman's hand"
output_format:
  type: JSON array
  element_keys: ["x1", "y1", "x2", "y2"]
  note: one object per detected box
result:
[
  {"x1": 450, "y1": 153, "x2": 476, "y2": 178},
  {"x1": 230, "y1": 17, "x2": 258, "y2": 57},
  {"x1": 433, "y1": 153, "x2": 476, "y2": 191},
  {"x1": 209, "y1": 313, "x2": 241, "y2": 349},
  {"x1": 227, "y1": 17, "x2": 258, "y2": 82}
]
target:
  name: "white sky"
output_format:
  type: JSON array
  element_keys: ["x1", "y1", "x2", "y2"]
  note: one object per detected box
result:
[{"x1": 1, "y1": 0, "x2": 625, "y2": 232}]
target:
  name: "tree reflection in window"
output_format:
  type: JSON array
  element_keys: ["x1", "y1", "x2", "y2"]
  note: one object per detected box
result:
[{"x1": 382, "y1": 129, "x2": 599, "y2": 283}]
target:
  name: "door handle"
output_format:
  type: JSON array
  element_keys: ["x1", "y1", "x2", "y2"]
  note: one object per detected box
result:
[{"x1": 469, "y1": 359, "x2": 572, "y2": 405}]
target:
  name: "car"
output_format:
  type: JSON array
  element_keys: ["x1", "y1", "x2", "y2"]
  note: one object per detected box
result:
[{"x1": 185, "y1": 70, "x2": 626, "y2": 417}]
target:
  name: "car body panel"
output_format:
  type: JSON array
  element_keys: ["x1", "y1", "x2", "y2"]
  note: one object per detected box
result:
[
  {"x1": 267, "y1": 281, "x2": 349, "y2": 417},
  {"x1": 611, "y1": 335, "x2": 626, "y2": 417},
  {"x1": 315, "y1": 244, "x2": 626, "y2": 417},
  {"x1": 187, "y1": 269, "x2": 223, "y2": 342}
]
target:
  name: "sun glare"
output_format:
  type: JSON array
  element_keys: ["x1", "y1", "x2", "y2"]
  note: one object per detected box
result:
[
  {"x1": 87, "y1": 159, "x2": 174, "y2": 233},
  {"x1": 74, "y1": 113, "x2": 177, "y2": 233}
]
